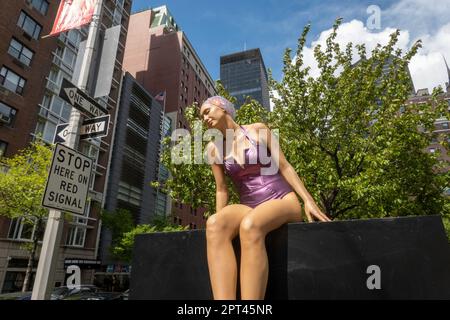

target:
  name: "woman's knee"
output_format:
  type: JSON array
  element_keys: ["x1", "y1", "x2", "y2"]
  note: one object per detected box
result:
[
  {"x1": 206, "y1": 213, "x2": 232, "y2": 241},
  {"x1": 239, "y1": 215, "x2": 265, "y2": 245}
]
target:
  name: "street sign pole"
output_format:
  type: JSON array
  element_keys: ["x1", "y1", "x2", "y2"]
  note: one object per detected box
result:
[{"x1": 32, "y1": 0, "x2": 103, "y2": 300}]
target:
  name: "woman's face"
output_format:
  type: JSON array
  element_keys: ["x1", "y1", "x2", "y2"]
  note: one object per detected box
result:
[{"x1": 199, "y1": 102, "x2": 226, "y2": 128}]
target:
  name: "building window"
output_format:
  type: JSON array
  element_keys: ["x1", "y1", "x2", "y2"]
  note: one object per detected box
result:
[
  {"x1": 0, "y1": 140, "x2": 7, "y2": 157},
  {"x1": 2, "y1": 271, "x2": 34, "y2": 294},
  {"x1": 0, "y1": 67, "x2": 26, "y2": 95},
  {"x1": 8, "y1": 38, "x2": 34, "y2": 66},
  {"x1": 188, "y1": 223, "x2": 197, "y2": 230},
  {"x1": 0, "y1": 101, "x2": 17, "y2": 126},
  {"x1": 17, "y1": 11, "x2": 42, "y2": 39},
  {"x1": 27, "y1": 0, "x2": 49, "y2": 15},
  {"x1": 66, "y1": 217, "x2": 87, "y2": 247},
  {"x1": 67, "y1": 29, "x2": 81, "y2": 47},
  {"x1": 8, "y1": 217, "x2": 37, "y2": 241},
  {"x1": 42, "y1": 120, "x2": 56, "y2": 143},
  {"x1": 62, "y1": 48, "x2": 76, "y2": 69}
]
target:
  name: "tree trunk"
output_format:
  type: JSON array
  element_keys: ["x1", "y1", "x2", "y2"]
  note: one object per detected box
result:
[{"x1": 22, "y1": 218, "x2": 42, "y2": 292}]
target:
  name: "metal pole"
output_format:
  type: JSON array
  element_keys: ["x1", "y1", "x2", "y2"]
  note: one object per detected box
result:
[{"x1": 32, "y1": 0, "x2": 103, "y2": 300}]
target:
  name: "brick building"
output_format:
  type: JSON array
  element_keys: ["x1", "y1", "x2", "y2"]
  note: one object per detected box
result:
[{"x1": 123, "y1": 6, "x2": 216, "y2": 229}]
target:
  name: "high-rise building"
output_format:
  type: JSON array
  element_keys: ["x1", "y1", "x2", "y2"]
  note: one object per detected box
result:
[
  {"x1": 0, "y1": 0, "x2": 58, "y2": 157},
  {"x1": 155, "y1": 115, "x2": 172, "y2": 217},
  {"x1": 220, "y1": 48, "x2": 270, "y2": 111},
  {"x1": 0, "y1": 0, "x2": 132, "y2": 293},
  {"x1": 123, "y1": 6, "x2": 216, "y2": 229},
  {"x1": 102, "y1": 72, "x2": 163, "y2": 264}
]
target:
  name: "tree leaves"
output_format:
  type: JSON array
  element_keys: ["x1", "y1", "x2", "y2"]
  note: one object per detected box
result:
[
  {"x1": 156, "y1": 18, "x2": 449, "y2": 225},
  {"x1": 0, "y1": 140, "x2": 52, "y2": 221}
]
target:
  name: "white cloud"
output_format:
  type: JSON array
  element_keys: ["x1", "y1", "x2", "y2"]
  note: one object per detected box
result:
[
  {"x1": 381, "y1": 0, "x2": 450, "y2": 37},
  {"x1": 298, "y1": 15, "x2": 450, "y2": 92},
  {"x1": 300, "y1": 20, "x2": 410, "y2": 78},
  {"x1": 269, "y1": 90, "x2": 280, "y2": 111},
  {"x1": 409, "y1": 22, "x2": 450, "y2": 91}
]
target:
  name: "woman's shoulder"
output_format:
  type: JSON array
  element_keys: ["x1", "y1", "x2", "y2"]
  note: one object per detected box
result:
[
  {"x1": 242, "y1": 123, "x2": 270, "y2": 144},
  {"x1": 242, "y1": 122, "x2": 269, "y2": 131}
]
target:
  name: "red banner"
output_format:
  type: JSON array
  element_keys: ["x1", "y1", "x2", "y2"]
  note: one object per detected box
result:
[{"x1": 49, "y1": 0, "x2": 96, "y2": 36}]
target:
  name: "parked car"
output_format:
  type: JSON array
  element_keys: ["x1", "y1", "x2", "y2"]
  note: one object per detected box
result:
[
  {"x1": 120, "y1": 289, "x2": 129, "y2": 300},
  {"x1": 0, "y1": 291, "x2": 32, "y2": 300},
  {"x1": 0, "y1": 285, "x2": 123, "y2": 300}
]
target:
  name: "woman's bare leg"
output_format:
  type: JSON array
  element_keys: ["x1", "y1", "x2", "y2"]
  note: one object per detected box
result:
[
  {"x1": 239, "y1": 192, "x2": 303, "y2": 300},
  {"x1": 206, "y1": 204, "x2": 252, "y2": 299}
]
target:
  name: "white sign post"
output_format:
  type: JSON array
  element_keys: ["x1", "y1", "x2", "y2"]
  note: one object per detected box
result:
[
  {"x1": 32, "y1": 0, "x2": 104, "y2": 300},
  {"x1": 42, "y1": 144, "x2": 93, "y2": 215}
]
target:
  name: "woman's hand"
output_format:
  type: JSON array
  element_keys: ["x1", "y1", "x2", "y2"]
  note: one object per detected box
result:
[{"x1": 303, "y1": 200, "x2": 332, "y2": 222}]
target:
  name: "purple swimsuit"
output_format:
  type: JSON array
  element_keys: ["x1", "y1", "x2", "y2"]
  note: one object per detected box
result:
[{"x1": 223, "y1": 126, "x2": 293, "y2": 208}]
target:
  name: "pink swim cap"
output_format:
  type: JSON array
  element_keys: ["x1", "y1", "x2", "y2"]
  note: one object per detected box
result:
[{"x1": 203, "y1": 96, "x2": 236, "y2": 119}]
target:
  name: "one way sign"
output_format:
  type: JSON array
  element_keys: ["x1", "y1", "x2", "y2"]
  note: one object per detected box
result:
[
  {"x1": 59, "y1": 78, "x2": 108, "y2": 117},
  {"x1": 80, "y1": 115, "x2": 110, "y2": 139},
  {"x1": 53, "y1": 115, "x2": 110, "y2": 144},
  {"x1": 54, "y1": 123, "x2": 72, "y2": 144}
]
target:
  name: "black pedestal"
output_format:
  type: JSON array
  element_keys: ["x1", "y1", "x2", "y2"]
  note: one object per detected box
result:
[{"x1": 130, "y1": 215, "x2": 450, "y2": 299}]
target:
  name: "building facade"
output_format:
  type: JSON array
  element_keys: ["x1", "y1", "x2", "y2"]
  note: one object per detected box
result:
[
  {"x1": 0, "y1": 0, "x2": 58, "y2": 157},
  {"x1": 220, "y1": 48, "x2": 270, "y2": 111},
  {"x1": 122, "y1": 6, "x2": 216, "y2": 229},
  {"x1": 406, "y1": 86, "x2": 450, "y2": 183},
  {"x1": 0, "y1": 0, "x2": 132, "y2": 293},
  {"x1": 102, "y1": 72, "x2": 163, "y2": 262}
]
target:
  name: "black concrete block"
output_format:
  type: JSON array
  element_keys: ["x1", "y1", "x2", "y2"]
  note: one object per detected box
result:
[{"x1": 130, "y1": 215, "x2": 450, "y2": 299}]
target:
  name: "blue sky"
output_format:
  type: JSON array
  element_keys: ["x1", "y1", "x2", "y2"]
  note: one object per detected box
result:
[{"x1": 131, "y1": 0, "x2": 450, "y2": 91}]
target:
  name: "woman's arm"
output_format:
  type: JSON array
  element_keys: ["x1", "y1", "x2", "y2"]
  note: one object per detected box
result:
[
  {"x1": 253, "y1": 123, "x2": 331, "y2": 222},
  {"x1": 207, "y1": 142, "x2": 229, "y2": 213},
  {"x1": 212, "y1": 163, "x2": 229, "y2": 212}
]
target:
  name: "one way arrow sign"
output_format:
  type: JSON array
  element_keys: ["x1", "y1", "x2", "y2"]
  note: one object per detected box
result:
[
  {"x1": 59, "y1": 78, "x2": 108, "y2": 117},
  {"x1": 80, "y1": 115, "x2": 110, "y2": 139},
  {"x1": 53, "y1": 115, "x2": 110, "y2": 144},
  {"x1": 53, "y1": 123, "x2": 73, "y2": 144}
]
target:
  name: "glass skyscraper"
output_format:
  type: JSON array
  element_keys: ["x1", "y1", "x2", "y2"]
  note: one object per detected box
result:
[{"x1": 220, "y1": 48, "x2": 270, "y2": 111}]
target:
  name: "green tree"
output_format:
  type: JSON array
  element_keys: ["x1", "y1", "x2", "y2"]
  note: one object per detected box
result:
[
  {"x1": 101, "y1": 208, "x2": 134, "y2": 260},
  {"x1": 112, "y1": 215, "x2": 187, "y2": 262},
  {"x1": 269, "y1": 19, "x2": 449, "y2": 221},
  {"x1": 0, "y1": 140, "x2": 52, "y2": 292},
  {"x1": 156, "y1": 19, "x2": 449, "y2": 228}
]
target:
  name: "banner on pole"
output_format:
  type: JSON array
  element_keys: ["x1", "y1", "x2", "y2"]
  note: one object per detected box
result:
[{"x1": 48, "y1": 0, "x2": 96, "y2": 37}]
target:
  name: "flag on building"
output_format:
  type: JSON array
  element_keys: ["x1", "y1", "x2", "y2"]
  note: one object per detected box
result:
[
  {"x1": 155, "y1": 91, "x2": 166, "y2": 103},
  {"x1": 48, "y1": 0, "x2": 97, "y2": 37}
]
